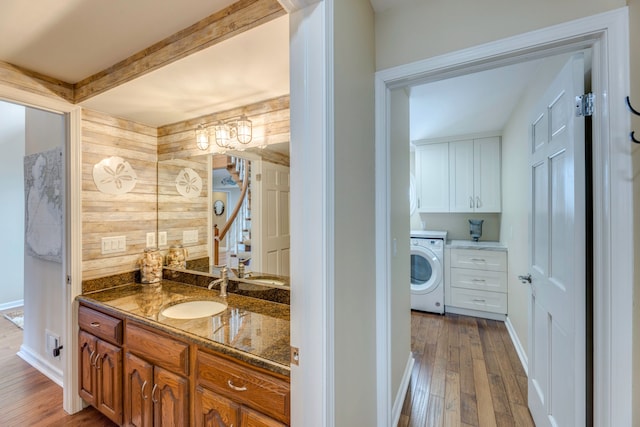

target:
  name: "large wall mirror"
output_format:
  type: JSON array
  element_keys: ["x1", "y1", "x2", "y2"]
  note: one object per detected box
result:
[{"x1": 158, "y1": 142, "x2": 290, "y2": 286}]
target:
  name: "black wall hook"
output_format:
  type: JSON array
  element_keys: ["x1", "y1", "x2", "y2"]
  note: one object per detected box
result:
[
  {"x1": 626, "y1": 96, "x2": 640, "y2": 116},
  {"x1": 626, "y1": 97, "x2": 640, "y2": 143}
]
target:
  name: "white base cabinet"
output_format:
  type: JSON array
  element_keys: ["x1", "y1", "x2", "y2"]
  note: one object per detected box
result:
[{"x1": 446, "y1": 247, "x2": 508, "y2": 318}]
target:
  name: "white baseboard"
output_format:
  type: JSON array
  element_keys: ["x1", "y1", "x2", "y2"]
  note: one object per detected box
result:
[
  {"x1": 504, "y1": 317, "x2": 528, "y2": 376},
  {"x1": 445, "y1": 305, "x2": 506, "y2": 321},
  {"x1": 18, "y1": 344, "x2": 63, "y2": 387},
  {"x1": 0, "y1": 299, "x2": 24, "y2": 311},
  {"x1": 392, "y1": 353, "x2": 414, "y2": 427}
]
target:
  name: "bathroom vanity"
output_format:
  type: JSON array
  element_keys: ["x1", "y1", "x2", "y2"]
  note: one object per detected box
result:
[{"x1": 77, "y1": 280, "x2": 290, "y2": 426}]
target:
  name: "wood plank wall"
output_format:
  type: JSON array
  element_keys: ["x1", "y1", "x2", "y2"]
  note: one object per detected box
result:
[
  {"x1": 157, "y1": 156, "x2": 209, "y2": 262},
  {"x1": 81, "y1": 109, "x2": 158, "y2": 280},
  {"x1": 156, "y1": 95, "x2": 289, "y2": 266}
]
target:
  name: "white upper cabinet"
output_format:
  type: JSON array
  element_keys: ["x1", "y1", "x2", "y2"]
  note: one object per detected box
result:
[
  {"x1": 415, "y1": 136, "x2": 501, "y2": 213},
  {"x1": 449, "y1": 137, "x2": 501, "y2": 213},
  {"x1": 415, "y1": 143, "x2": 449, "y2": 212}
]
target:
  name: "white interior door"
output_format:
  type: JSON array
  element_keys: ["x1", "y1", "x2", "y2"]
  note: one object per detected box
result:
[
  {"x1": 527, "y1": 54, "x2": 586, "y2": 426},
  {"x1": 260, "y1": 161, "x2": 290, "y2": 276}
]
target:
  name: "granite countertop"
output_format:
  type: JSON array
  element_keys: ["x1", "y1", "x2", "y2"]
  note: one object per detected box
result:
[
  {"x1": 447, "y1": 240, "x2": 508, "y2": 251},
  {"x1": 77, "y1": 280, "x2": 290, "y2": 377}
]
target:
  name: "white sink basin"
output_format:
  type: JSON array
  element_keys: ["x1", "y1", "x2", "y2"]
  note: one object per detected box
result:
[{"x1": 161, "y1": 300, "x2": 227, "y2": 319}]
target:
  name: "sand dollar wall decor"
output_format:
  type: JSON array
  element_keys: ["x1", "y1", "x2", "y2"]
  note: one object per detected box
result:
[
  {"x1": 93, "y1": 156, "x2": 137, "y2": 194},
  {"x1": 175, "y1": 167, "x2": 202, "y2": 198}
]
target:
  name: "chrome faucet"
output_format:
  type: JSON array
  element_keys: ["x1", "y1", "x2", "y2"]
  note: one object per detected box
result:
[{"x1": 208, "y1": 265, "x2": 228, "y2": 297}]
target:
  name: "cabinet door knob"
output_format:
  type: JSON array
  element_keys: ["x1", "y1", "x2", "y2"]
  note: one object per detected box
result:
[{"x1": 227, "y1": 379, "x2": 247, "y2": 392}]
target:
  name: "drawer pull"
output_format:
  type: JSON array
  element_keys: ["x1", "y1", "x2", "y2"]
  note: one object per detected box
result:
[
  {"x1": 227, "y1": 379, "x2": 247, "y2": 392},
  {"x1": 141, "y1": 381, "x2": 149, "y2": 400},
  {"x1": 151, "y1": 384, "x2": 159, "y2": 403},
  {"x1": 472, "y1": 298, "x2": 486, "y2": 303},
  {"x1": 470, "y1": 258, "x2": 486, "y2": 262},
  {"x1": 471, "y1": 279, "x2": 486, "y2": 282},
  {"x1": 90, "y1": 322, "x2": 101, "y2": 328}
]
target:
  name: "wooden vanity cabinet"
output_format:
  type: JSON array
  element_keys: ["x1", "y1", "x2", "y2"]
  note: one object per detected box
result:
[
  {"x1": 124, "y1": 321, "x2": 189, "y2": 427},
  {"x1": 78, "y1": 306, "x2": 124, "y2": 425},
  {"x1": 78, "y1": 302, "x2": 290, "y2": 427},
  {"x1": 195, "y1": 350, "x2": 289, "y2": 426}
]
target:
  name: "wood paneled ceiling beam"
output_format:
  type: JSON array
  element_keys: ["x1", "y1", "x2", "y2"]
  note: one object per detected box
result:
[{"x1": 73, "y1": 0, "x2": 285, "y2": 103}]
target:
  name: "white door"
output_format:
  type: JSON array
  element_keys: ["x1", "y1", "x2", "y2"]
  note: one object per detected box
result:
[
  {"x1": 260, "y1": 161, "x2": 290, "y2": 276},
  {"x1": 527, "y1": 54, "x2": 586, "y2": 426}
]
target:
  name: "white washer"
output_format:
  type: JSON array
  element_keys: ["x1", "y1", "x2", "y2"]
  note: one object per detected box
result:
[{"x1": 410, "y1": 230, "x2": 447, "y2": 314}]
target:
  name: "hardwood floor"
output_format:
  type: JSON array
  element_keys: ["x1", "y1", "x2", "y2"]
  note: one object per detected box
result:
[
  {"x1": 0, "y1": 306, "x2": 533, "y2": 426},
  {"x1": 399, "y1": 311, "x2": 535, "y2": 427},
  {"x1": 0, "y1": 308, "x2": 115, "y2": 427}
]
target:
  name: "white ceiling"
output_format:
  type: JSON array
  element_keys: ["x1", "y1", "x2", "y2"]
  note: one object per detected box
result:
[
  {"x1": 0, "y1": 0, "x2": 547, "y2": 138},
  {"x1": 409, "y1": 59, "x2": 545, "y2": 142}
]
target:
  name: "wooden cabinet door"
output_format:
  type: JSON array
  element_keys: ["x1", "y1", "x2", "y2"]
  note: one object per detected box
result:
[
  {"x1": 473, "y1": 137, "x2": 501, "y2": 212},
  {"x1": 415, "y1": 143, "x2": 449, "y2": 212},
  {"x1": 124, "y1": 352, "x2": 154, "y2": 427},
  {"x1": 448, "y1": 139, "x2": 475, "y2": 212},
  {"x1": 194, "y1": 386, "x2": 240, "y2": 427},
  {"x1": 79, "y1": 331, "x2": 98, "y2": 405},
  {"x1": 240, "y1": 407, "x2": 286, "y2": 427},
  {"x1": 96, "y1": 339, "x2": 123, "y2": 424},
  {"x1": 153, "y1": 366, "x2": 189, "y2": 427}
]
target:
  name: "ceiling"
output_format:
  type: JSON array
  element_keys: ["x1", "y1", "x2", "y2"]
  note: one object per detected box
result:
[
  {"x1": 409, "y1": 59, "x2": 545, "y2": 142},
  {"x1": 1, "y1": 0, "x2": 548, "y2": 139}
]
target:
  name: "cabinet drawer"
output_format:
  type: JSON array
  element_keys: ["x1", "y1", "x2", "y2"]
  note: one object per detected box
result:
[
  {"x1": 78, "y1": 305, "x2": 123, "y2": 345},
  {"x1": 125, "y1": 321, "x2": 189, "y2": 376},
  {"x1": 196, "y1": 350, "x2": 290, "y2": 424},
  {"x1": 450, "y1": 287, "x2": 507, "y2": 314},
  {"x1": 450, "y1": 268, "x2": 507, "y2": 293},
  {"x1": 450, "y1": 249, "x2": 506, "y2": 271}
]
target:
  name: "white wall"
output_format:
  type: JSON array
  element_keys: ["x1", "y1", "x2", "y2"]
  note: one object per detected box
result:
[
  {"x1": 389, "y1": 88, "x2": 411, "y2": 403},
  {"x1": 332, "y1": 0, "x2": 377, "y2": 424},
  {"x1": 628, "y1": 0, "x2": 640, "y2": 424},
  {"x1": 0, "y1": 101, "x2": 25, "y2": 309},
  {"x1": 374, "y1": 0, "x2": 625, "y2": 70},
  {"x1": 500, "y1": 53, "x2": 572, "y2": 358},
  {"x1": 22, "y1": 107, "x2": 66, "y2": 381}
]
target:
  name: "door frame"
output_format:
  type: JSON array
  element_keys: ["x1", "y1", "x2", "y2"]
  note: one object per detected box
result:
[
  {"x1": 0, "y1": 86, "x2": 83, "y2": 414},
  {"x1": 374, "y1": 7, "x2": 631, "y2": 427}
]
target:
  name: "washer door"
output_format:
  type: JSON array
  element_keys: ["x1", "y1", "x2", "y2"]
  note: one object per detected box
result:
[{"x1": 411, "y1": 246, "x2": 442, "y2": 294}]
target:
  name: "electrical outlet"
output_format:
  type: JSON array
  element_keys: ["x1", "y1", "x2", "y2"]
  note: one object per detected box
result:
[
  {"x1": 146, "y1": 232, "x2": 156, "y2": 248},
  {"x1": 45, "y1": 329, "x2": 60, "y2": 356},
  {"x1": 158, "y1": 231, "x2": 167, "y2": 246}
]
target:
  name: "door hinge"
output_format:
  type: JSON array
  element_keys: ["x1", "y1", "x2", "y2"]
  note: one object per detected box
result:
[
  {"x1": 576, "y1": 93, "x2": 594, "y2": 117},
  {"x1": 66, "y1": 275, "x2": 71, "y2": 285}
]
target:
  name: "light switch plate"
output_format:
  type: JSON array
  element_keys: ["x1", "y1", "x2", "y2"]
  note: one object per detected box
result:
[
  {"x1": 146, "y1": 232, "x2": 156, "y2": 248},
  {"x1": 183, "y1": 230, "x2": 198, "y2": 244},
  {"x1": 101, "y1": 236, "x2": 126, "y2": 254},
  {"x1": 158, "y1": 231, "x2": 167, "y2": 246}
]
